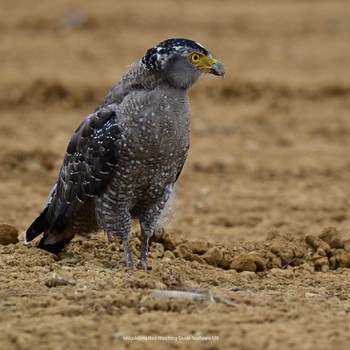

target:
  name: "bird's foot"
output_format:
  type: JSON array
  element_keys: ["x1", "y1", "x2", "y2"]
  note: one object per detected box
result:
[{"x1": 137, "y1": 258, "x2": 152, "y2": 271}]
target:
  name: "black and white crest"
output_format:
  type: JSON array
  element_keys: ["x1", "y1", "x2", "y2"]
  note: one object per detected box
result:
[{"x1": 141, "y1": 38, "x2": 210, "y2": 71}]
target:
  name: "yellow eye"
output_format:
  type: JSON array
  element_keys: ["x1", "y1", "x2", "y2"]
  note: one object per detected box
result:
[{"x1": 190, "y1": 53, "x2": 201, "y2": 63}]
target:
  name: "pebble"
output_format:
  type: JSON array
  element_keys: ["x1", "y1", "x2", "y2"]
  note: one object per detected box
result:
[
  {"x1": 230, "y1": 252, "x2": 266, "y2": 272},
  {"x1": 0, "y1": 224, "x2": 19, "y2": 245},
  {"x1": 201, "y1": 247, "x2": 223, "y2": 267},
  {"x1": 305, "y1": 234, "x2": 330, "y2": 253},
  {"x1": 163, "y1": 250, "x2": 175, "y2": 260},
  {"x1": 270, "y1": 268, "x2": 294, "y2": 278},
  {"x1": 319, "y1": 227, "x2": 344, "y2": 249},
  {"x1": 162, "y1": 232, "x2": 176, "y2": 251}
]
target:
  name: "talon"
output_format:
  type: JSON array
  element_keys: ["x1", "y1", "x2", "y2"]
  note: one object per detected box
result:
[{"x1": 138, "y1": 259, "x2": 152, "y2": 271}]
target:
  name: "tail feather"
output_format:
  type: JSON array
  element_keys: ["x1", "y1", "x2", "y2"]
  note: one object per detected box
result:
[
  {"x1": 25, "y1": 206, "x2": 49, "y2": 243},
  {"x1": 25, "y1": 206, "x2": 73, "y2": 255},
  {"x1": 37, "y1": 235, "x2": 74, "y2": 255}
]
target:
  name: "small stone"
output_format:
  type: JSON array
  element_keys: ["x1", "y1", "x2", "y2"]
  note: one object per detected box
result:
[
  {"x1": 319, "y1": 227, "x2": 344, "y2": 249},
  {"x1": 173, "y1": 244, "x2": 193, "y2": 260},
  {"x1": 187, "y1": 240, "x2": 210, "y2": 255},
  {"x1": 201, "y1": 247, "x2": 223, "y2": 267},
  {"x1": 313, "y1": 256, "x2": 329, "y2": 272},
  {"x1": 162, "y1": 232, "x2": 176, "y2": 251},
  {"x1": 191, "y1": 254, "x2": 207, "y2": 265},
  {"x1": 305, "y1": 234, "x2": 330, "y2": 253},
  {"x1": 279, "y1": 250, "x2": 294, "y2": 265},
  {"x1": 151, "y1": 242, "x2": 165, "y2": 258},
  {"x1": 0, "y1": 224, "x2": 19, "y2": 245},
  {"x1": 329, "y1": 250, "x2": 350, "y2": 269},
  {"x1": 45, "y1": 273, "x2": 76, "y2": 288},
  {"x1": 154, "y1": 281, "x2": 167, "y2": 290},
  {"x1": 230, "y1": 252, "x2": 266, "y2": 272},
  {"x1": 240, "y1": 271, "x2": 258, "y2": 278},
  {"x1": 316, "y1": 248, "x2": 327, "y2": 256},
  {"x1": 271, "y1": 257, "x2": 282, "y2": 268},
  {"x1": 163, "y1": 250, "x2": 175, "y2": 260},
  {"x1": 296, "y1": 263, "x2": 314, "y2": 274},
  {"x1": 220, "y1": 255, "x2": 232, "y2": 269},
  {"x1": 337, "y1": 251, "x2": 350, "y2": 268},
  {"x1": 270, "y1": 268, "x2": 294, "y2": 278}
]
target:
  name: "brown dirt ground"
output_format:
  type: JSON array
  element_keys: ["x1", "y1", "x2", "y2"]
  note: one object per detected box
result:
[{"x1": 1, "y1": 0, "x2": 350, "y2": 349}]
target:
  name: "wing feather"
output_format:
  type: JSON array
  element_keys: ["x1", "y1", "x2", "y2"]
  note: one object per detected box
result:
[
  {"x1": 26, "y1": 61, "x2": 165, "y2": 244},
  {"x1": 46, "y1": 106, "x2": 121, "y2": 233}
]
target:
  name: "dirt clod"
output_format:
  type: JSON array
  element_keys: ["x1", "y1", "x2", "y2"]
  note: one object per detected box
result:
[
  {"x1": 45, "y1": 272, "x2": 77, "y2": 288},
  {"x1": 161, "y1": 232, "x2": 177, "y2": 251},
  {"x1": 329, "y1": 250, "x2": 350, "y2": 269},
  {"x1": 230, "y1": 252, "x2": 267, "y2": 272},
  {"x1": 201, "y1": 247, "x2": 224, "y2": 267},
  {"x1": 319, "y1": 227, "x2": 344, "y2": 249},
  {"x1": 305, "y1": 234, "x2": 331, "y2": 253},
  {"x1": 0, "y1": 224, "x2": 19, "y2": 245}
]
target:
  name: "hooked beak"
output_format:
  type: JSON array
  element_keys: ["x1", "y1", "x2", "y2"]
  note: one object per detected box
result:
[
  {"x1": 197, "y1": 56, "x2": 226, "y2": 77},
  {"x1": 209, "y1": 60, "x2": 226, "y2": 77}
]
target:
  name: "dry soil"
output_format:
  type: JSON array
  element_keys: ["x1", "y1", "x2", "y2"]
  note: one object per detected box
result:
[{"x1": 1, "y1": 1, "x2": 350, "y2": 349}]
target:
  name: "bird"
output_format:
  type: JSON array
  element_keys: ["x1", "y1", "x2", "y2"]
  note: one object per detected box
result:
[{"x1": 25, "y1": 38, "x2": 225, "y2": 270}]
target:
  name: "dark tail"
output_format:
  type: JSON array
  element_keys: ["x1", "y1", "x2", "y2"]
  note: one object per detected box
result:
[
  {"x1": 37, "y1": 235, "x2": 74, "y2": 255},
  {"x1": 25, "y1": 206, "x2": 49, "y2": 242},
  {"x1": 25, "y1": 206, "x2": 73, "y2": 255}
]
